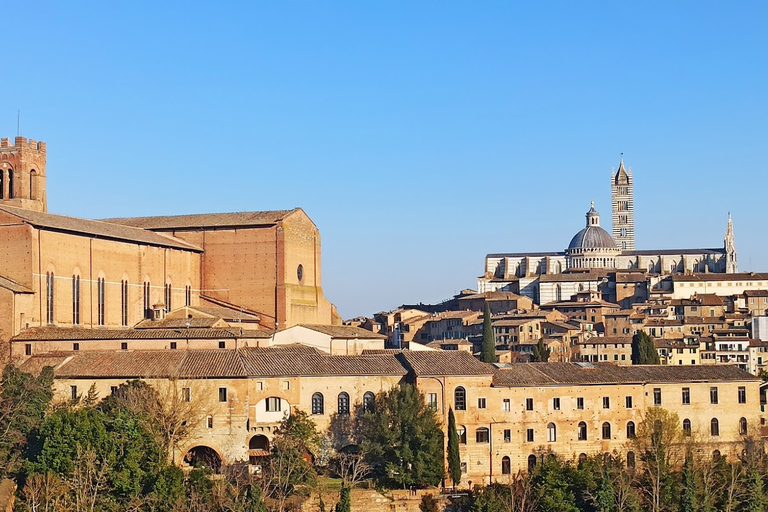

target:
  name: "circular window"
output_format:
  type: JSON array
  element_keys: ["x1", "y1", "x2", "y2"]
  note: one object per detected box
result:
[{"x1": 297, "y1": 264, "x2": 303, "y2": 281}]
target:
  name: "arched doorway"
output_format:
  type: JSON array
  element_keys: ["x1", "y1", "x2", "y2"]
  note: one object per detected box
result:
[
  {"x1": 248, "y1": 435, "x2": 270, "y2": 464},
  {"x1": 185, "y1": 446, "x2": 222, "y2": 473}
]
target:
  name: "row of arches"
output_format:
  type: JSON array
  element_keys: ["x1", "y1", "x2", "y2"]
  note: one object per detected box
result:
[
  {"x1": 0, "y1": 168, "x2": 39, "y2": 200},
  {"x1": 311, "y1": 391, "x2": 375, "y2": 415}
]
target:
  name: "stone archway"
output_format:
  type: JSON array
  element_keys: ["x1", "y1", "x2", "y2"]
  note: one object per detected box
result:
[
  {"x1": 184, "y1": 445, "x2": 223, "y2": 473},
  {"x1": 248, "y1": 435, "x2": 270, "y2": 464}
]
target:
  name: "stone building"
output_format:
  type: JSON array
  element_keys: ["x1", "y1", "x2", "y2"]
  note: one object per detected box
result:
[{"x1": 20, "y1": 348, "x2": 762, "y2": 482}]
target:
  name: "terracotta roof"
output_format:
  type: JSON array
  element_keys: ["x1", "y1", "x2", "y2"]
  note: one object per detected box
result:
[
  {"x1": 189, "y1": 305, "x2": 261, "y2": 321},
  {"x1": 134, "y1": 318, "x2": 223, "y2": 329},
  {"x1": 744, "y1": 290, "x2": 768, "y2": 297},
  {"x1": 0, "y1": 274, "x2": 33, "y2": 293},
  {"x1": 22, "y1": 345, "x2": 408, "y2": 379},
  {"x1": 458, "y1": 291, "x2": 527, "y2": 301},
  {"x1": 0, "y1": 205, "x2": 201, "y2": 251},
  {"x1": 604, "y1": 310, "x2": 632, "y2": 317},
  {"x1": 12, "y1": 326, "x2": 272, "y2": 341},
  {"x1": 103, "y1": 209, "x2": 298, "y2": 230},
  {"x1": 396, "y1": 350, "x2": 495, "y2": 376},
  {"x1": 297, "y1": 324, "x2": 386, "y2": 339},
  {"x1": 673, "y1": 273, "x2": 768, "y2": 282},
  {"x1": 576, "y1": 336, "x2": 632, "y2": 345},
  {"x1": 492, "y1": 362, "x2": 757, "y2": 386}
]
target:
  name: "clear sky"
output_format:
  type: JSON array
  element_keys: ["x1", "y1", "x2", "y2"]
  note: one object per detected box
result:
[{"x1": 2, "y1": 2, "x2": 766, "y2": 319}]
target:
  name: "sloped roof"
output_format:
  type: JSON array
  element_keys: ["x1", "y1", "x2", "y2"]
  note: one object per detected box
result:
[
  {"x1": 492, "y1": 362, "x2": 757, "y2": 387},
  {"x1": 12, "y1": 326, "x2": 272, "y2": 341},
  {"x1": 396, "y1": 350, "x2": 495, "y2": 376},
  {"x1": 297, "y1": 324, "x2": 386, "y2": 339},
  {"x1": 0, "y1": 205, "x2": 201, "y2": 251},
  {"x1": 103, "y1": 209, "x2": 299, "y2": 230},
  {"x1": 0, "y1": 274, "x2": 33, "y2": 293}
]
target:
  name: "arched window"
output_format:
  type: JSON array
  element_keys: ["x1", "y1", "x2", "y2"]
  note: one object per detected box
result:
[
  {"x1": 338, "y1": 392, "x2": 350, "y2": 415},
  {"x1": 670, "y1": 261, "x2": 677, "y2": 273},
  {"x1": 501, "y1": 456, "x2": 511, "y2": 475},
  {"x1": 682, "y1": 419, "x2": 691, "y2": 437},
  {"x1": 578, "y1": 453, "x2": 587, "y2": 465},
  {"x1": 8, "y1": 170, "x2": 13, "y2": 198},
  {"x1": 29, "y1": 169, "x2": 37, "y2": 199},
  {"x1": 577, "y1": 421, "x2": 587, "y2": 440},
  {"x1": 546, "y1": 422, "x2": 556, "y2": 442},
  {"x1": 602, "y1": 422, "x2": 611, "y2": 439},
  {"x1": 555, "y1": 284, "x2": 562, "y2": 302},
  {"x1": 165, "y1": 283, "x2": 172, "y2": 312},
  {"x1": 143, "y1": 281, "x2": 151, "y2": 319},
  {"x1": 710, "y1": 418, "x2": 719, "y2": 437},
  {"x1": 457, "y1": 425, "x2": 467, "y2": 444},
  {"x1": 555, "y1": 261, "x2": 562, "y2": 273},
  {"x1": 739, "y1": 417, "x2": 747, "y2": 435},
  {"x1": 311, "y1": 392, "x2": 324, "y2": 415},
  {"x1": 627, "y1": 451, "x2": 636, "y2": 469},
  {"x1": 713, "y1": 450, "x2": 721, "y2": 460},
  {"x1": 72, "y1": 275, "x2": 80, "y2": 325},
  {"x1": 626, "y1": 421, "x2": 635, "y2": 439},
  {"x1": 121, "y1": 280, "x2": 129, "y2": 326},
  {"x1": 454, "y1": 386, "x2": 466, "y2": 411},
  {"x1": 527, "y1": 454, "x2": 537, "y2": 473},
  {"x1": 363, "y1": 392, "x2": 375, "y2": 413},
  {"x1": 185, "y1": 285, "x2": 191, "y2": 306},
  {"x1": 45, "y1": 272, "x2": 54, "y2": 324},
  {"x1": 97, "y1": 277, "x2": 106, "y2": 325},
  {"x1": 475, "y1": 427, "x2": 489, "y2": 443}
]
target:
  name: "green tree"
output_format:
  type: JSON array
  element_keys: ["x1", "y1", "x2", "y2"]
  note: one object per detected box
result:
[
  {"x1": 530, "y1": 457, "x2": 579, "y2": 512},
  {"x1": 630, "y1": 408, "x2": 682, "y2": 512},
  {"x1": 679, "y1": 451, "x2": 698, "y2": 512},
  {"x1": 531, "y1": 339, "x2": 550, "y2": 362},
  {"x1": 420, "y1": 494, "x2": 439, "y2": 512},
  {"x1": 471, "y1": 483, "x2": 513, "y2": 512},
  {"x1": 0, "y1": 364, "x2": 54, "y2": 477},
  {"x1": 447, "y1": 408, "x2": 462, "y2": 487},
  {"x1": 481, "y1": 303, "x2": 496, "y2": 363},
  {"x1": 631, "y1": 331, "x2": 660, "y2": 365},
  {"x1": 359, "y1": 384, "x2": 444, "y2": 488},
  {"x1": 336, "y1": 484, "x2": 351, "y2": 512}
]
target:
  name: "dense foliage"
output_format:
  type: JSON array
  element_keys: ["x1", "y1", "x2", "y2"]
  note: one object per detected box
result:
[
  {"x1": 359, "y1": 384, "x2": 445, "y2": 488},
  {"x1": 447, "y1": 408, "x2": 462, "y2": 486},
  {"x1": 631, "y1": 331, "x2": 661, "y2": 364},
  {"x1": 481, "y1": 304, "x2": 496, "y2": 363},
  {"x1": 531, "y1": 338, "x2": 551, "y2": 362}
]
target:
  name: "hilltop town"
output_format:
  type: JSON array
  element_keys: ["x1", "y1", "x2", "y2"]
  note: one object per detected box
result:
[{"x1": 2, "y1": 138, "x2": 767, "y2": 510}]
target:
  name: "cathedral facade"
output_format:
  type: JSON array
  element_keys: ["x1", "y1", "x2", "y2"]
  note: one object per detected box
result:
[{"x1": 478, "y1": 160, "x2": 737, "y2": 305}]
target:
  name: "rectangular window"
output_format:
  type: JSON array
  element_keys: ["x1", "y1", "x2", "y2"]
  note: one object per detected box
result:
[
  {"x1": 72, "y1": 275, "x2": 80, "y2": 325},
  {"x1": 120, "y1": 342, "x2": 128, "y2": 351},
  {"x1": 170, "y1": 341, "x2": 177, "y2": 350},
  {"x1": 503, "y1": 398, "x2": 511, "y2": 412},
  {"x1": 602, "y1": 396, "x2": 610, "y2": 409},
  {"x1": 73, "y1": 343, "x2": 79, "y2": 351},
  {"x1": 625, "y1": 396, "x2": 633, "y2": 408},
  {"x1": 219, "y1": 341, "x2": 226, "y2": 349},
  {"x1": 24, "y1": 343, "x2": 32, "y2": 356},
  {"x1": 525, "y1": 398, "x2": 534, "y2": 411},
  {"x1": 218, "y1": 387, "x2": 227, "y2": 402},
  {"x1": 70, "y1": 385, "x2": 78, "y2": 401},
  {"x1": 266, "y1": 397, "x2": 281, "y2": 412},
  {"x1": 207, "y1": 416, "x2": 213, "y2": 429},
  {"x1": 476, "y1": 429, "x2": 489, "y2": 443},
  {"x1": 182, "y1": 387, "x2": 191, "y2": 402},
  {"x1": 653, "y1": 388, "x2": 662, "y2": 406},
  {"x1": 553, "y1": 397, "x2": 561, "y2": 410},
  {"x1": 165, "y1": 284, "x2": 172, "y2": 312},
  {"x1": 738, "y1": 386, "x2": 747, "y2": 404},
  {"x1": 121, "y1": 280, "x2": 129, "y2": 326},
  {"x1": 477, "y1": 397, "x2": 486, "y2": 409},
  {"x1": 185, "y1": 285, "x2": 191, "y2": 306},
  {"x1": 682, "y1": 387, "x2": 690, "y2": 405},
  {"x1": 577, "y1": 397, "x2": 584, "y2": 410},
  {"x1": 526, "y1": 428, "x2": 534, "y2": 442},
  {"x1": 710, "y1": 386, "x2": 718, "y2": 404},
  {"x1": 427, "y1": 393, "x2": 438, "y2": 411},
  {"x1": 46, "y1": 272, "x2": 55, "y2": 324},
  {"x1": 110, "y1": 386, "x2": 118, "y2": 395},
  {"x1": 97, "y1": 277, "x2": 106, "y2": 326},
  {"x1": 504, "y1": 429, "x2": 511, "y2": 442}
]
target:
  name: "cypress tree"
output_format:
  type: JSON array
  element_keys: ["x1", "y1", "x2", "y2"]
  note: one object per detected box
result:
[
  {"x1": 679, "y1": 453, "x2": 698, "y2": 512},
  {"x1": 481, "y1": 303, "x2": 496, "y2": 363},
  {"x1": 631, "y1": 331, "x2": 660, "y2": 365},
  {"x1": 447, "y1": 408, "x2": 461, "y2": 487},
  {"x1": 336, "y1": 485, "x2": 351, "y2": 512},
  {"x1": 531, "y1": 338, "x2": 550, "y2": 362}
]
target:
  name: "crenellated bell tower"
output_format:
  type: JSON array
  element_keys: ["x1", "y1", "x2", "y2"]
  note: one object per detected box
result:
[{"x1": 0, "y1": 136, "x2": 47, "y2": 212}]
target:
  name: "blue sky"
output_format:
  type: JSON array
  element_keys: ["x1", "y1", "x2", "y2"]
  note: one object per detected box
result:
[{"x1": 2, "y1": 2, "x2": 766, "y2": 318}]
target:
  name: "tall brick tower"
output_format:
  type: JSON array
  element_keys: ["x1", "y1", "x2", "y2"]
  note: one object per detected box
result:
[
  {"x1": 611, "y1": 158, "x2": 634, "y2": 250},
  {"x1": 0, "y1": 136, "x2": 47, "y2": 212}
]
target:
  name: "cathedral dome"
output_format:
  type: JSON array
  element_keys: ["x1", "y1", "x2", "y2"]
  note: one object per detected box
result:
[{"x1": 567, "y1": 203, "x2": 618, "y2": 251}]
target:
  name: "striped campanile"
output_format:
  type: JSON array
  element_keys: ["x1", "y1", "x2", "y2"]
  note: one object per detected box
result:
[{"x1": 611, "y1": 158, "x2": 634, "y2": 251}]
